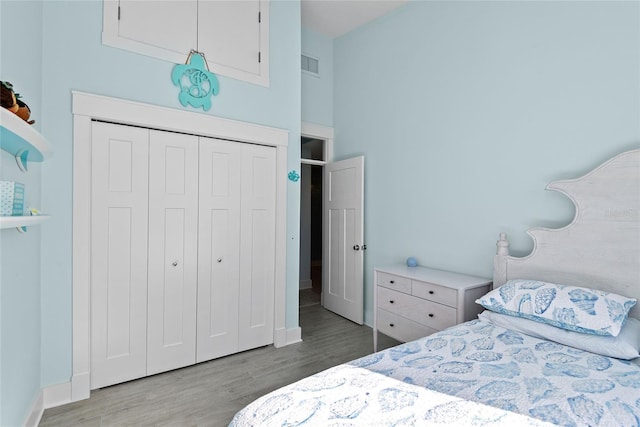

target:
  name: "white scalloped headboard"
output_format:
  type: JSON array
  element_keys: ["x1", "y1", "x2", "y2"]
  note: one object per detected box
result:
[{"x1": 494, "y1": 149, "x2": 640, "y2": 320}]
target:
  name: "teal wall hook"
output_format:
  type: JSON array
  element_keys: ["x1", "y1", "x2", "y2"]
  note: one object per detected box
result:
[
  {"x1": 288, "y1": 170, "x2": 300, "y2": 182},
  {"x1": 171, "y1": 51, "x2": 219, "y2": 111}
]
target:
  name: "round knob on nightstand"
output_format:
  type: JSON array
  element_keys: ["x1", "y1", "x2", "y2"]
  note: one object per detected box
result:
[
  {"x1": 428, "y1": 313, "x2": 434, "y2": 318},
  {"x1": 390, "y1": 280, "x2": 395, "y2": 284},
  {"x1": 389, "y1": 323, "x2": 394, "y2": 327},
  {"x1": 389, "y1": 300, "x2": 394, "y2": 304},
  {"x1": 429, "y1": 290, "x2": 434, "y2": 294}
]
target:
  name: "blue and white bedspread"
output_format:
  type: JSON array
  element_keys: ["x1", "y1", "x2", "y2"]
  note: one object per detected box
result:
[{"x1": 230, "y1": 319, "x2": 640, "y2": 426}]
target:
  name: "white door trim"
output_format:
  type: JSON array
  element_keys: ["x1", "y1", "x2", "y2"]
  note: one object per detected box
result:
[
  {"x1": 301, "y1": 122, "x2": 334, "y2": 164},
  {"x1": 72, "y1": 91, "x2": 288, "y2": 401}
]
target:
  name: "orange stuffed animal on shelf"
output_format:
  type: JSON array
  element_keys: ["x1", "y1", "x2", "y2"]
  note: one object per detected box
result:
[{"x1": 1, "y1": 81, "x2": 35, "y2": 125}]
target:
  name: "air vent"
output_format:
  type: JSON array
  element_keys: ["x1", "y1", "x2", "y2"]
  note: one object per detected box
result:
[{"x1": 301, "y1": 54, "x2": 319, "y2": 76}]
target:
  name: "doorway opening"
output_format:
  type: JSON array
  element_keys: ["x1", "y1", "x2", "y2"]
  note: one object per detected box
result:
[
  {"x1": 299, "y1": 161, "x2": 323, "y2": 307},
  {"x1": 299, "y1": 124, "x2": 334, "y2": 310}
]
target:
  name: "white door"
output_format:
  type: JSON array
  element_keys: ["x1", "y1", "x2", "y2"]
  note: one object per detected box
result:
[
  {"x1": 196, "y1": 138, "x2": 242, "y2": 362},
  {"x1": 90, "y1": 122, "x2": 149, "y2": 389},
  {"x1": 146, "y1": 130, "x2": 199, "y2": 375},
  {"x1": 238, "y1": 143, "x2": 276, "y2": 351},
  {"x1": 323, "y1": 156, "x2": 365, "y2": 324},
  {"x1": 117, "y1": 0, "x2": 197, "y2": 56},
  {"x1": 198, "y1": 0, "x2": 261, "y2": 76}
]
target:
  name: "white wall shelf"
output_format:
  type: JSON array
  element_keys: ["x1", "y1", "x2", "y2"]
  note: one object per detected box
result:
[
  {"x1": 1, "y1": 108, "x2": 53, "y2": 166},
  {"x1": 0, "y1": 215, "x2": 51, "y2": 229}
]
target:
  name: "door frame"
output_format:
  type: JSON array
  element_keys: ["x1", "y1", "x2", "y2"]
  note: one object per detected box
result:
[
  {"x1": 72, "y1": 91, "x2": 288, "y2": 402},
  {"x1": 300, "y1": 122, "x2": 334, "y2": 308}
]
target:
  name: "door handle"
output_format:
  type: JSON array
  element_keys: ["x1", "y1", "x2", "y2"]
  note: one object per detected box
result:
[{"x1": 353, "y1": 244, "x2": 360, "y2": 251}]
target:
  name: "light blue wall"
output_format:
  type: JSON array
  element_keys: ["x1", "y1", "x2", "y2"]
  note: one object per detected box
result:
[
  {"x1": 0, "y1": 0, "x2": 301, "y2": 418},
  {"x1": 0, "y1": 1, "x2": 45, "y2": 424},
  {"x1": 333, "y1": 1, "x2": 640, "y2": 325},
  {"x1": 37, "y1": 0, "x2": 301, "y2": 388},
  {"x1": 302, "y1": 28, "x2": 333, "y2": 127}
]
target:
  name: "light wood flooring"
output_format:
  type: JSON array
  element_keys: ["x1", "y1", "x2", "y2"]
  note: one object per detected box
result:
[{"x1": 39, "y1": 303, "x2": 399, "y2": 426}]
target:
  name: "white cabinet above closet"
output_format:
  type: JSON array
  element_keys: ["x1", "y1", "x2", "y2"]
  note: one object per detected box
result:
[{"x1": 102, "y1": 0, "x2": 269, "y2": 87}]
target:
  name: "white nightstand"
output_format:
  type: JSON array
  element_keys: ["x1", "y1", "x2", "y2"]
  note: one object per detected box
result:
[{"x1": 373, "y1": 265, "x2": 492, "y2": 351}]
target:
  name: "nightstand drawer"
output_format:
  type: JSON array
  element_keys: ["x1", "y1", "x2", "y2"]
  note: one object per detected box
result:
[
  {"x1": 377, "y1": 272, "x2": 411, "y2": 294},
  {"x1": 412, "y1": 280, "x2": 457, "y2": 307},
  {"x1": 376, "y1": 309, "x2": 437, "y2": 343},
  {"x1": 378, "y1": 286, "x2": 457, "y2": 331},
  {"x1": 377, "y1": 286, "x2": 418, "y2": 316}
]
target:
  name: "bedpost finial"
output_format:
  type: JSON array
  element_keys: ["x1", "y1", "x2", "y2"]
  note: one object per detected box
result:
[{"x1": 497, "y1": 232, "x2": 510, "y2": 255}]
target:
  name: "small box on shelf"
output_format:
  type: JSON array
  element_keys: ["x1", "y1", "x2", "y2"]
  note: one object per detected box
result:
[{"x1": 0, "y1": 181, "x2": 25, "y2": 216}]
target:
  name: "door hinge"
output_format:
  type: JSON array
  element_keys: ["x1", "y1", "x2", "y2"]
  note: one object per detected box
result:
[
  {"x1": 118, "y1": 5, "x2": 121, "y2": 20},
  {"x1": 258, "y1": 51, "x2": 261, "y2": 63},
  {"x1": 258, "y1": 11, "x2": 261, "y2": 23}
]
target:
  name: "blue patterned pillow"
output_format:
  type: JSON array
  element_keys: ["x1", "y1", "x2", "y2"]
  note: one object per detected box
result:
[{"x1": 476, "y1": 280, "x2": 637, "y2": 337}]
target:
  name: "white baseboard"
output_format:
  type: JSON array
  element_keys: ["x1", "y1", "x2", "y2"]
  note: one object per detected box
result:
[
  {"x1": 299, "y1": 279, "x2": 312, "y2": 290},
  {"x1": 44, "y1": 381, "x2": 72, "y2": 409},
  {"x1": 286, "y1": 326, "x2": 302, "y2": 345},
  {"x1": 23, "y1": 381, "x2": 73, "y2": 427},
  {"x1": 274, "y1": 326, "x2": 302, "y2": 348},
  {"x1": 23, "y1": 389, "x2": 43, "y2": 427}
]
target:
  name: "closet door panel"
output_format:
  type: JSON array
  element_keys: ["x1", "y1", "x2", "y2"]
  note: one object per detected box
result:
[
  {"x1": 90, "y1": 122, "x2": 149, "y2": 389},
  {"x1": 238, "y1": 144, "x2": 276, "y2": 351},
  {"x1": 197, "y1": 138, "x2": 241, "y2": 362},
  {"x1": 147, "y1": 130, "x2": 199, "y2": 375}
]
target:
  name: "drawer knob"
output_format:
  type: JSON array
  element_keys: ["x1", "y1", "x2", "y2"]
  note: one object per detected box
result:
[
  {"x1": 389, "y1": 300, "x2": 394, "y2": 304},
  {"x1": 429, "y1": 290, "x2": 434, "y2": 294},
  {"x1": 389, "y1": 323, "x2": 394, "y2": 327},
  {"x1": 428, "y1": 313, "x2": 434, "y2": 318},
  {"x1": 390, "y1": 280, "x2": 395, "y2": 284}
]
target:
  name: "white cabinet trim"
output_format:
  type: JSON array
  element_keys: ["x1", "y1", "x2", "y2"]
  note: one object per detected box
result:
[{"x1": 72, "y1": 91, "x2": 287, "y2": 401}]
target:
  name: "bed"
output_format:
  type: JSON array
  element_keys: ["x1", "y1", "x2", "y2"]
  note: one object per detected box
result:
[{"x1": 230, "y1": 149, "x2": 640, "y2": 426}]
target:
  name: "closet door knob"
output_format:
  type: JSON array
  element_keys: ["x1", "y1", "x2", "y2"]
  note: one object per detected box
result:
[
  {"x1": 172, "y1": 261, "x2": 178, "y2": 267},
  {"x1": 353, "y1": 244, "x2": 360, "y2": 251},
  {"x1": 217, "y1": 258, "x2": 222, "y2": 263}
]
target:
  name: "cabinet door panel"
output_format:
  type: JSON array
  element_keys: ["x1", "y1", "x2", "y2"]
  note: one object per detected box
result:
[
  {"x1": 196, "y1": 138, "x2": 242, "y2": 362},
  {"x1": 198, "y1": 0, "x2": 260, "y2": 75},
  {"x1": 147, "y1": 130, "x2": 199, "y2": 375},
  {"x1": 118, "y1": 0, "x2": 197, "y2": 56},
  {"x1": 91, "y1": 122, "x2": 149, "y2": 389},
  {"x1": 238, "y1": 144, "x2": 276, "y2": 351}
]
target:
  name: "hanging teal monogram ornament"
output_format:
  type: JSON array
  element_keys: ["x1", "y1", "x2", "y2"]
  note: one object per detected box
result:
[{"x1": 171, "y1": 50, "x2": 219, "y2": 111}]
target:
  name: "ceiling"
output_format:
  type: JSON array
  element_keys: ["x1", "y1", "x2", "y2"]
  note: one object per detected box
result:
[{"x1": 301, "y1": 0, "x2": 409, "y2": 38}]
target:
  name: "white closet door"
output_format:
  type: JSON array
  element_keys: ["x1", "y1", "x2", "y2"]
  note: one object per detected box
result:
[
  {"x1": 147, "y1": 130, "x2": 199, "y2": 375},
  {"x1": 90, "y1": 122, "x2": 149, "y2": 389},
  {"x1": 196, "y1": 138, "x2": 242, "y2": 362},
  {"x1": 238, "y1": 144, "x2": 276, "y2": 351}
]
